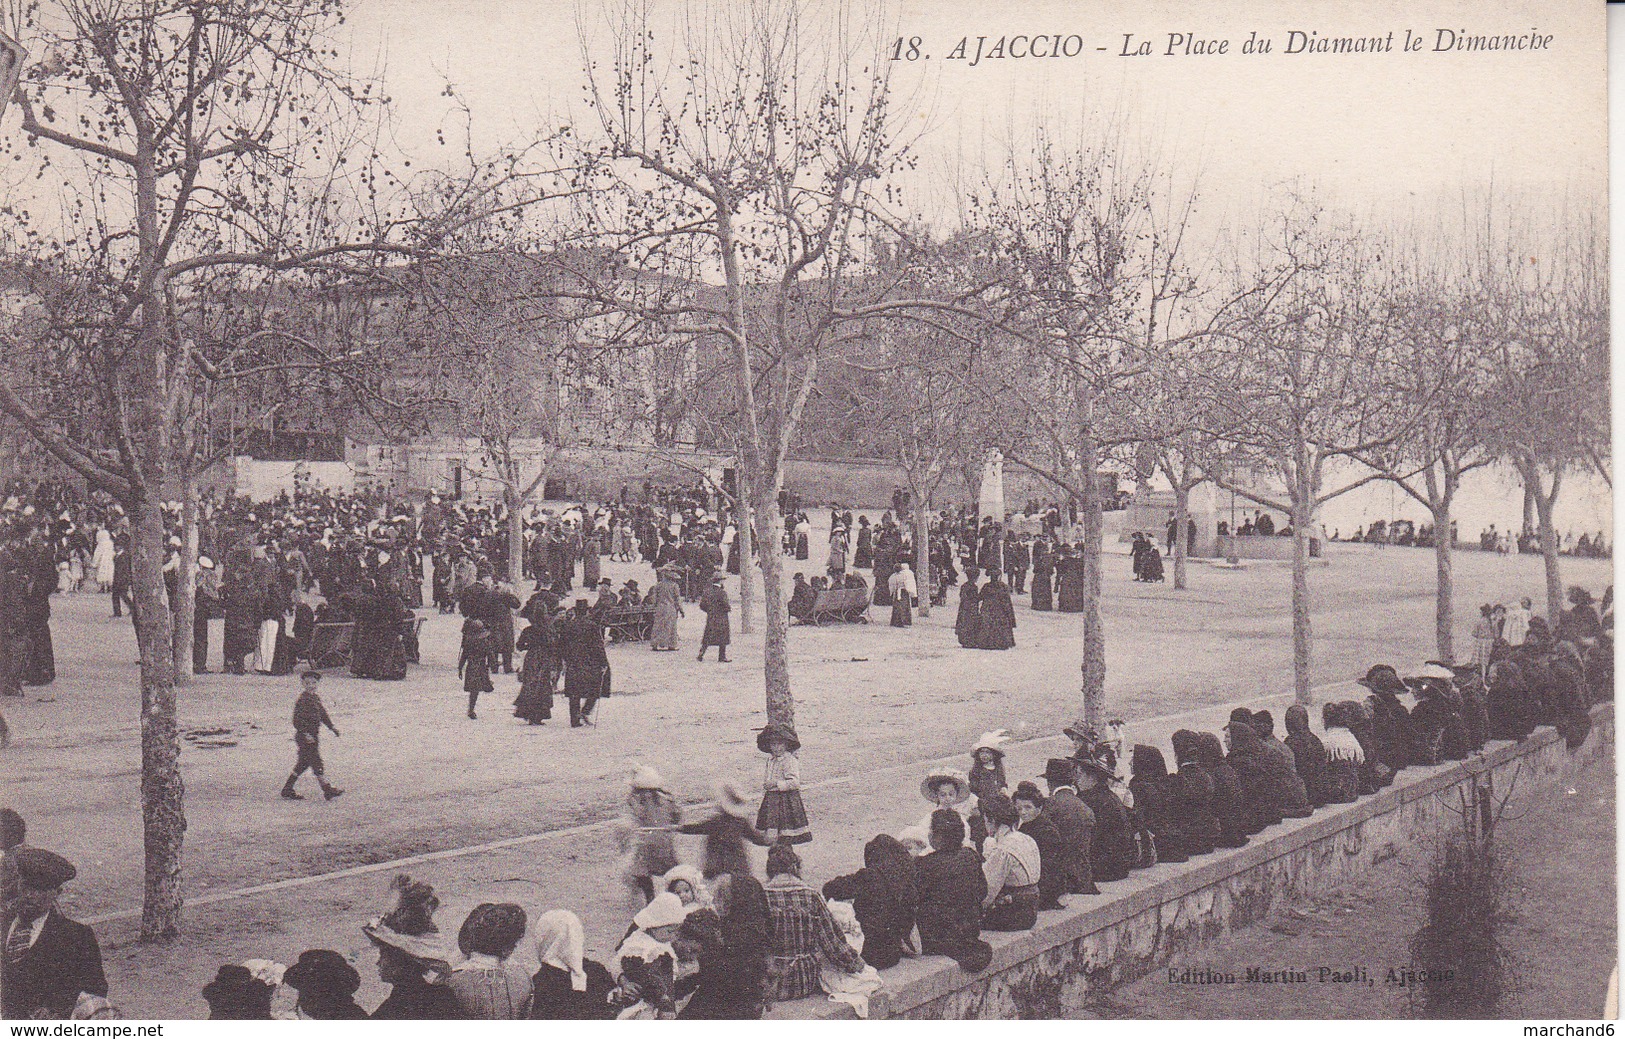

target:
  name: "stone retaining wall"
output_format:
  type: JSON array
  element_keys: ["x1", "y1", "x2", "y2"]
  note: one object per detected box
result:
[{"x1": 773, "y1": 704, "x2": 1613, "y2": 1019}]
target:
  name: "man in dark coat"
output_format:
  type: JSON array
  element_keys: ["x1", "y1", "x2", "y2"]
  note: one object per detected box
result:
[
  {"x1": 1004, "y1": 534, "x2": 1029, "y2": 595},
  {"x1": 110, "y1": 536, "x2": 134, "y2": 619},
  {"x1": 2, "y1": 848, "x2": 107, "y2": 1020},
  {"x1": 697, "y1": 575, "x2": 731, "y2": 663},
  {"x1": 560, "y1": 599, "x2": 609, "y2": 727},
  {"x1": 482, "y1": 580, "x2": 522, "y2": 674},
  {"x1": 1038, "y1": 759, "x2": 1100, "y2": 896}
]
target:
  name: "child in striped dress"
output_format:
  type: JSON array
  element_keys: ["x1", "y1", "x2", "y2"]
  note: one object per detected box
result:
[{"x1": 756, "y1": 724, "x2": 811, "y2": 844}]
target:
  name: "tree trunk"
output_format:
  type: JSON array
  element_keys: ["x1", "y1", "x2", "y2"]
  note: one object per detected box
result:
[
  {"x1": 754, "y1": 479, "x2": 793, "y2": 729},
  {"x1": 1289, "y1": 494, "x2": 1313, "y2": 704},
  {"x1": 737, "y1": 468, "x2": 756, "y2": 635},
  {"x1": 914, "y1": 497, "x2": 932, "y2": 618},
  {"x1": 505, "y1": 484, "x2": 524, "y2": 585},
  {"x1": 1078, "y1": 440, "x2": 1106, "y2": 731},
  {"x1": 172, "y1": 480, "x2": 198, "y2": 684},
  {"x1": 1533, "y1": 481, "x2": 1564, "y2": 624},
  {"x1": 130, "y1": 495, "x2": 185, "y2": 940},
  {"x1": 1171, "y1": 483, "x2": 1190, "y2": 591},
  {"x1": 1431, "y1": 498, "x2": 1455, "y2": 662},
  {"x1": 1522, "y1": 482, "x2": 1537, "y2": 536}
]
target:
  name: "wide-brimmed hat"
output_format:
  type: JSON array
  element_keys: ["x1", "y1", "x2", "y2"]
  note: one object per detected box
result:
[
  {"x1": 919, "y1": 768, "x2": 970, "y2": 804},
  {"x1": 1415, "y1": 663, "x2": 1456, "y2": 682},
  {"x1": 713, "y1": 781, "x2": 752, "y2": 819},
  {"x1": 756, "y1": 724, "x2": 801, "y2": 754},
  {"x1": 13, "y1": 848, "x2": 76, "y2": 889},
  {"x1": 1072, "y1": 756, "x2": 1117, "y2": 785},
  {"x1": 629, "y1": 764, "x2": 666, "y2": 791},
  {"x1": 362, "y1": 920, "x2": 452, "y2": 981},
  {"x1": 282, "y1": 950, "x2": 361, "y2": 999},
  {"x1": 1062, "y1": 721, "x2": 1097, "y2": 745},
  {"x1": 971, "y1": 730, "x2": 1008, "y2": 759},
  {"x1": 1356, "y1": 664, "x2": 1407, "y2": 695}
]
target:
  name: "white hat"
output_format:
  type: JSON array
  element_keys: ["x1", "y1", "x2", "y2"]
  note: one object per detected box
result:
[
  {"x1": 633, "y1": 892, "x2": 687, "y2": 930},
  {"x1": 168, "y1": 536, "x2": 182, "y2": 548},
  {"x1": 378, "y1": 551, "x2": 391, "y2": 564},
  {"x1": 1417, "y1": 663, "x2": 1455, "y2": 681},
  {"x1": 629, "y1": 764, "x2": 665, "y2": 791},
  {"x1": 971, "y1": 729, "x2": 1009, "y2": 756},
  {"x1": 198, "y1": 556, "x2": 215, "y2": 570}
]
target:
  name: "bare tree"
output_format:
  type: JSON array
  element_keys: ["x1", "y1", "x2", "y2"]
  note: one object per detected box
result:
[
  {"x1": 0, "y1": 0, "x2": 569, "y2": 937},
  {"x1": 1203, "y1": 203, "x2": 1422, "y2": 704},
  {"x1": 1353, "y1": 228, "x2": 1499, "y2": 661},
  {"x1": 964, "y1": 126, "x2": 1213, "y2": 729},
  {"x1": 1481, "y1": 208, "x2": 1608, "y2": 621},
  {"x1": 573, "y1": 0, "x2": 939, "y2": 730}
]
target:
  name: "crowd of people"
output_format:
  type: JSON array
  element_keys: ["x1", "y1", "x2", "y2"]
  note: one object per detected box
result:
[
  {"x1": 1, "y1": 466, "x2": 1614, "y2": 1019},
  {"x1": 8, "y1": 569, "x2": 1607, "y2": 1019}
]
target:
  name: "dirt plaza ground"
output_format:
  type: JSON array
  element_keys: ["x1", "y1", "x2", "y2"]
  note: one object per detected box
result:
[{"x1": 4, "y1": 519, "x2": 1613, "y2": 1018}]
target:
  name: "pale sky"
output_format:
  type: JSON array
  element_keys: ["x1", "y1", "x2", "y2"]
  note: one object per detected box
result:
[
  {"x1": 338, "y1": 0, "x2": 1609, "y2": 534},
  {"x1": 341, "y1": 0, "x2": 1606, "y2": 228}
]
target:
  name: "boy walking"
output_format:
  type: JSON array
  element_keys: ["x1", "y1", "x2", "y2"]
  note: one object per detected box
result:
[{"x1": 282, "y1": 670, "x2": 344, "y2": 801}]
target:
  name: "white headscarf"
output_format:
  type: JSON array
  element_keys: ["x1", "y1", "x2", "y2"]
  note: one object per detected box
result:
[{"x1": 534, "y1": 910, "x2": 588, "y2": 992}]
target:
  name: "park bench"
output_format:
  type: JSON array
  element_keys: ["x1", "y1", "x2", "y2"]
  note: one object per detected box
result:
[
  {"x1": 810, "y1": 587, "x2": 870, "y2": 625},
  {"x1": 603, "y1": 606, "x2": 655, "y2": 642},
  {"x1": 309, "y1": 622, "x2": 354, "y2": 668}
]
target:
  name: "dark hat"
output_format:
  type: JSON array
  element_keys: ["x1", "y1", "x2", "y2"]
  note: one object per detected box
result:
[
  {"x1": 574, "y1": 597, "x2": 589, "y2": 607},
  {"x1": 1042, "y1": 757, "x2": 1080, "y2": 785},
  {"x1": 202, "y1": 965, "x2": 274, "y2": 1015},
  {"x1": 1062, "y1": 721, "x2": 1097, "y2": 745},
  {"x1": 282, "y1": 950, "x2": 361, "y2": 998},
  {"x1": 1073, "y1": 756, "x2": 1117, "y2": 784},
  {"x1": 1356, "y1": 664, "x2": 1407, "y2": 695},
  {"x1": 13, "y1": 847, "x2": 76, "y2": 888},
  {"x1": 301, "y1": 670, "x2": 322, "y2": 681},
  {"x1": 756, "y1": 723, "x2": 801, "y2": 754}
]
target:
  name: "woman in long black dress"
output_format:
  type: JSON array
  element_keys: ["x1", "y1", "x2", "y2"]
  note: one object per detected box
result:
[{"x1": 955, "y1": 573, "x2": 982, "y2": 648}]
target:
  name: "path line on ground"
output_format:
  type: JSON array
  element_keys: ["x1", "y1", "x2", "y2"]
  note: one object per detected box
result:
[{"x1": 79, "y1": 680, "x2": 1354, "y2": 926}]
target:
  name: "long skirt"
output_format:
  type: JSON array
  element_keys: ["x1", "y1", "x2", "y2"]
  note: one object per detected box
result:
[
  {"x1": 795, "y1": 534, "x2": 809, "y2": 560},
  {"x1": 757, "y1": 789, "x2": 811, "y2": 844},
  {"x1": 1031, "y1": 571, "x2": 1054, "y2": 611},
  {"x1": 513, "y1": 652, "x2": 555, "y2": 723},
  {"x1": 890, "y1": 592, "x2": 913, "y2": 628},
  {"x1": 253, "y1": 619, "x2": 280, "y2": 674},
  {"x1": 21, "y1": 623, "x2": 53, "y2": 686},
  {"x1": 650, "y1": 602, "x2": 679, "y2": 650}
]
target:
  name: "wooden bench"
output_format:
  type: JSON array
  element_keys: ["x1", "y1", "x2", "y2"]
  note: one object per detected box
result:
[
  {"x1": 602, "y1": 606, "x2": 655, "y2": 642},
  {"x1": 309, "y1": 622, "x2": 355, "y2": 668},
  {"x1": 810, "y1": 588, "x2": 870, "y2": 625}
]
